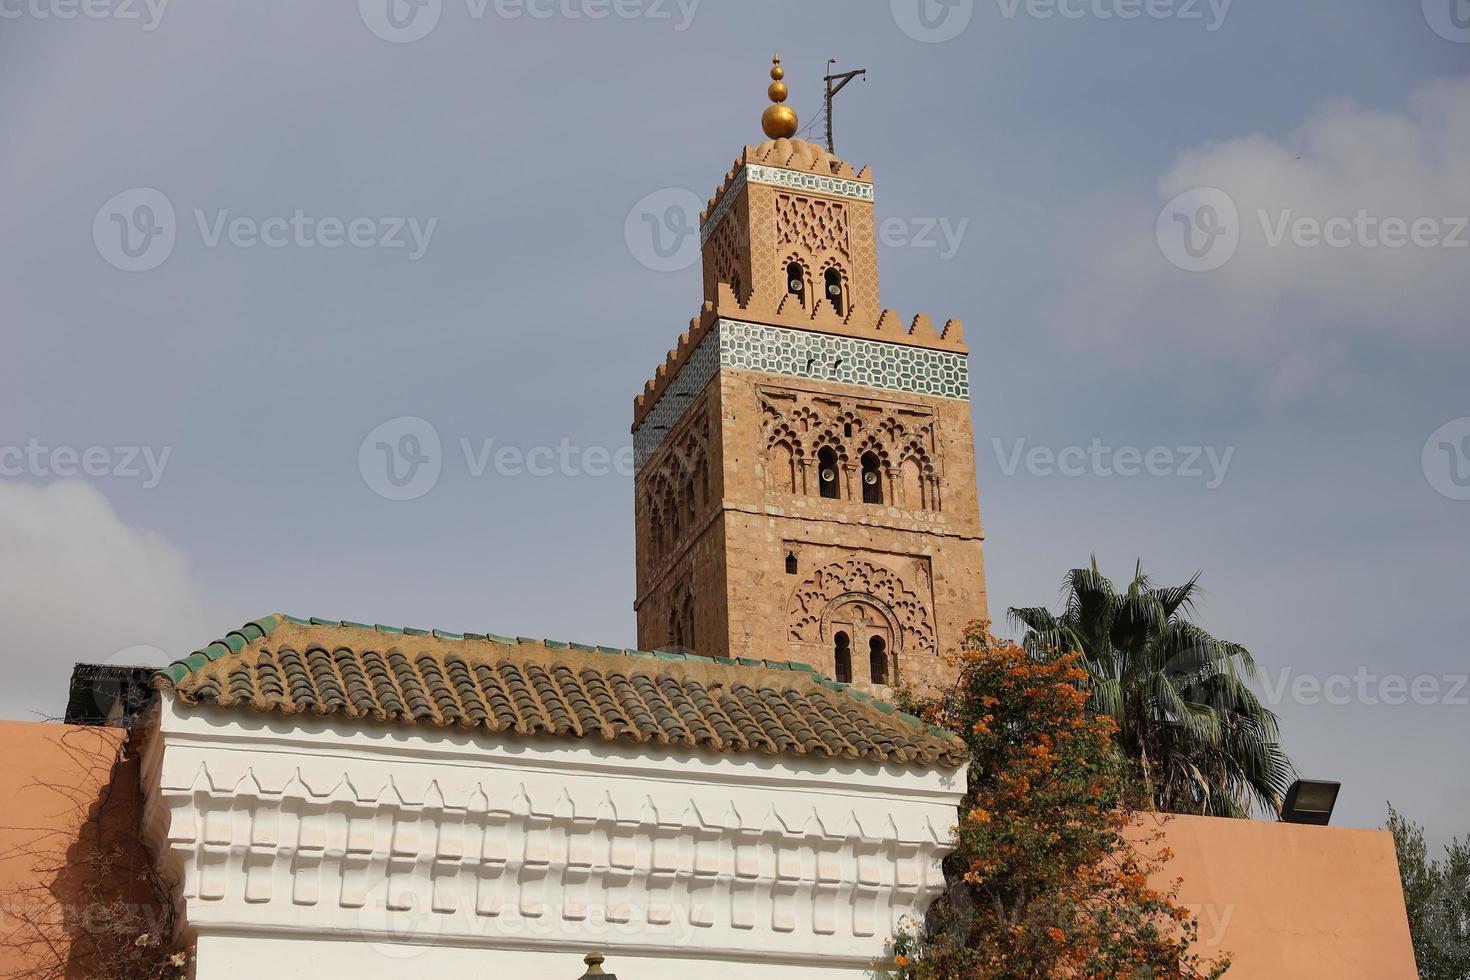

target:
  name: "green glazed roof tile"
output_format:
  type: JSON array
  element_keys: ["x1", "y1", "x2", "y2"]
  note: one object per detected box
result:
[{"x1": 150, "y1": 614, "x2": 968, "y2": 765}]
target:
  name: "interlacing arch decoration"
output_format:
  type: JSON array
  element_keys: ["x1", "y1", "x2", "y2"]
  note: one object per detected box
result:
[
  {"x1": 898, "y1": 439, "x2": 940, "y2": 512},
  {"x1": 787, "y1": 559, "x2": 936, "y2": 659},
  {"x1": 641, "y1": 403, "x2": 712, "y2": 563},
  {"x1": 765, "y1": 421, "x2": 804, "y2": 495},
  {"x1": 704, "y1": 212, "x2": 748, "y2": 304},
  {"x1": 790, "y1": 404, "x2": 823, "y2": 434},
  {"x1": 775, "y1": 193, "x2": 851, "y2": 259},
  {"x1": 759, "y1": 390, "x2": 942, "y2": 511}
]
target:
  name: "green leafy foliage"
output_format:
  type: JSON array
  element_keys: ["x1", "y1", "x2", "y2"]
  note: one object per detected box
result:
[
  {"x1": 1388, "y1": 804, "x2": 1470, "y2": 979},
  {"x1": 1011, "y1": 560, "x2": 1293, "y2": 818}
]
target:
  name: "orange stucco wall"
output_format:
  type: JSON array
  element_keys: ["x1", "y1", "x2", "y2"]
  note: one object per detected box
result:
[
  {"x1": 0, "y1": 721, "x2": 144, "y2": 979},
  {"x1": 1135, "y1": 812, "x2": 1417, "y2": 978}
]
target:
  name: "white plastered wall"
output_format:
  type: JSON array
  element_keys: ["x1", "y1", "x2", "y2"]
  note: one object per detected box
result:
[{"x1": 141, "y1": 696, "x2": 965, "y2": 978}]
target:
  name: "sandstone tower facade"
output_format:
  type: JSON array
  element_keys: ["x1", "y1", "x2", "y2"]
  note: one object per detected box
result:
[{"x1": 632, "y1": 58, "x2": 987, "y2": 695}]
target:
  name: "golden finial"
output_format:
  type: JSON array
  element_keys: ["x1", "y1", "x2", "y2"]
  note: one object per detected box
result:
[{"x1": 761, "y1": 53, "x2": 799, "y2": 140}]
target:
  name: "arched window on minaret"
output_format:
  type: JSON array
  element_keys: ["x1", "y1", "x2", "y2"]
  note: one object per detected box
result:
[
  {"x1": 869, "y1": 636, "x2": 889, "y2": 685},
  {"x1": 900, "y1": 455, "x2": 925, "y2": 510},
  {"x1": 834, "y1": 631, "x2": 853, "y2": 684},
  {"x1": 861, "y1": 452, "x2": 883, "y2": 505},
  {"x1": 818, "y1": 446, "x2": 840, "y2": 499},
  {"x1": 824, "y1": 268, "x2": 845, "y2": 317},
  {"x1": 787, "y1": 262, "x2": 806, "y2": 307}
]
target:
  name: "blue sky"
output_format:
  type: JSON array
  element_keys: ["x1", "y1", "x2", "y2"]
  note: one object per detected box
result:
[{"x1": 1, "y1": 0, "x2": 1467, "y2": 849}]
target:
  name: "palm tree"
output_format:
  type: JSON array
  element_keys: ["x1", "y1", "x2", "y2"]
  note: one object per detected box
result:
[{"x1": 1010, "y1": 559, "x2": 1294, "y2": 819}]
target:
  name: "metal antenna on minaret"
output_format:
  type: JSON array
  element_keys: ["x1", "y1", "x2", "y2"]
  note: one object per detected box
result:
[{"x1": 822, "y1": 60, "x2": 867, "y2": 156}]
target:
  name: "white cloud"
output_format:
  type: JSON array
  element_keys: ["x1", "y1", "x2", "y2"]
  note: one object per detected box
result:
[
  {"x1": 0, "y1": 481, "x2": 223, "y2": 720},
  {"x1": 1049, "y1": 77, "x2": 1470, "y2": 398}
]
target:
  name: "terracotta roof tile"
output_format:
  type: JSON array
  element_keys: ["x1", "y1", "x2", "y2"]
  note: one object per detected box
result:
[{"x1": 154, "y1": 616, "x2": 967, "y2": 769}]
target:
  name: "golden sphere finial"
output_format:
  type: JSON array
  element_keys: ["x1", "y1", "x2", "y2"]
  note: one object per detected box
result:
[{"x1": 761, "y1": 54, "x2": 798, "y2": 140}]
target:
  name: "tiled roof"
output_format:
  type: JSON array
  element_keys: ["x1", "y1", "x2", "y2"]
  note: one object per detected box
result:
[{"x1": 155, "y1": 616, "x2": 967, "y2": 769}]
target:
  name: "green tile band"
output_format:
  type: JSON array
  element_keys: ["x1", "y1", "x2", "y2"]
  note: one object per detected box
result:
[{"x1": 634, "y1": 318, "x2": 970, "y2": 471}]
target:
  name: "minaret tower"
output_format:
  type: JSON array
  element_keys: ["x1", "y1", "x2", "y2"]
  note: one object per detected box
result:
[{"x1": 632, "y1": 57, "x2": 987, "y2": 694}]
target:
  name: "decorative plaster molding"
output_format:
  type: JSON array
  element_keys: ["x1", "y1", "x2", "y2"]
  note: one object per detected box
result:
[{"x1": 144, "y1": 700, "x2": 964, "y2": 975}]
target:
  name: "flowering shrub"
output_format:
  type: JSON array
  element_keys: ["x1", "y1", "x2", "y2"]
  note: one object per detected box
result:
[{"x1": 886, "y1": 623, "x2": 1230, "y2": 979}]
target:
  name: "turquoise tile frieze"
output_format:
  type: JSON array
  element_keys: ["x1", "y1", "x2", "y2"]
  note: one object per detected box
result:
[
  {"x1": 746, "y1": 165, "x2": 874, "y2": 203},
  {"x1": 635, "y1": 320, "x2": 969, "y2": 471},
  {"x1": 699, "y1": 168, "x2": 748, "y2": 246},
  {"x1": 699, "y1": 165, "x2": 875, "y2": 246},
  {"x1": 633, "y1": 330, "x2": 722, "y2": 471}
]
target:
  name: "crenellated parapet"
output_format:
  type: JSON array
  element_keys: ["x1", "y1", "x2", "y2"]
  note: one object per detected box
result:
[{"x1": 633, "y1": 288, "x2": 966, "y2": 431}]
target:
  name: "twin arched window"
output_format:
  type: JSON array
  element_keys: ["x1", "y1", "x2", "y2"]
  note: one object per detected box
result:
[
  {"x1": 869, "y1": 636, "x2": 889, "y2": 685},
  {"x1": 861, "y1": 452, "x2": 883, "y2": 505},
  {"x1": 784, "y1": 261, "x2": 845, "y2": 316},
  {"x1": 833, "y1": 631, "x2": 892, "y2": 686},
  {"x1": 834, "y1": 631, "x2": 853, "y2": 684},
  {"x1": 818, "y1": 446, "x2": 840, "y2": 500},
  {"x1": 825, "y1": 268, "x2": 845, "y2": 316},
  {"x1": 787, "y1": 262, "x2": 806, "y2": 306}
]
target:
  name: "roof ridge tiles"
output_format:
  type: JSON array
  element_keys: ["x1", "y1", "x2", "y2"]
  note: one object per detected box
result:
[{"x1": 152, "y1": 615, "x2": 967, "y2": 768}]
